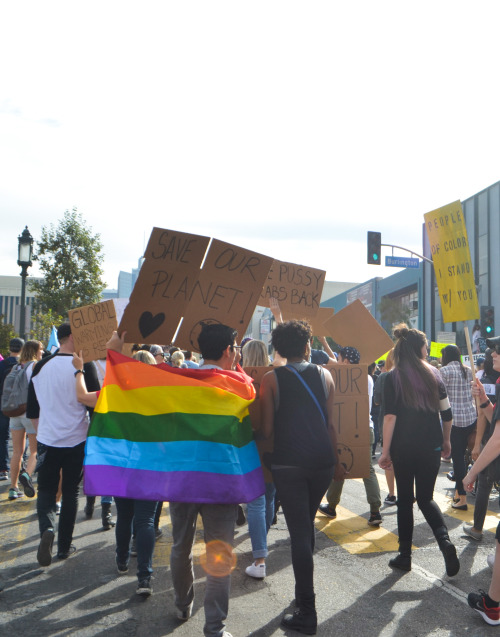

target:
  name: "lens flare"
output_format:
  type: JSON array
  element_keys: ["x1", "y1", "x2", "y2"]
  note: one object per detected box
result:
[{"x1": 199, "y1": 540, "x2": 237, "y2": 577}]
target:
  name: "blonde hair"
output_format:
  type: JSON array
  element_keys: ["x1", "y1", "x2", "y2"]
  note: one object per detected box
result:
[
  {"x1": 242, "y1": 340, "x2": 270, "y2": 367},
  {"x1": 133, "y1": 350, "x2": 156, "y2": 365},
  {"x1": 171, "y1": 351, "x2": 185, "y2": 367},
  {"x1": 19, "y1": 340, "x2": 43, "y2": 364}
]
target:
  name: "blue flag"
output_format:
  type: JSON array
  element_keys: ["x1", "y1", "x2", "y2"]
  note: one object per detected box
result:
[{"x1": 47, "y1": 326, "x2": 59, "y2": 353}]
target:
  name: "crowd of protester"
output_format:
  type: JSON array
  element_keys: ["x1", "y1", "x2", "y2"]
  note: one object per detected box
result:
[{"x1": 2, "y1": 308, "x2": 500, "y2": 632}]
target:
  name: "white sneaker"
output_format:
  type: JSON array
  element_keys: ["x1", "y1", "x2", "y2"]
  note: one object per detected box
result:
[
  {"x1": 487, "y1": 554, "x2": 495, "y2": 571},
  {"x1": 245, "y1": 562, "x2": 266, "y2": 579}
]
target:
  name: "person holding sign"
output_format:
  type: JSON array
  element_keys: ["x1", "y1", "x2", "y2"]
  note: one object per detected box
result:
[
  {"x1": 260, "y1": 319, "x2": 344, "y2": 635},
  {"x1": 379, "y1": 324, "x2": 459, "y2": 576},
  {"x1": 439, "y1": 345, "x2": 476, "y2": 511},
  {"x1": 464, "y1": 336, "x2": 500, "y2": 625}
]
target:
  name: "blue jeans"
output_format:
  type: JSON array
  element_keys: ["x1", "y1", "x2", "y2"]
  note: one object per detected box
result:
[
  {"x1": 0, "y1": 413, "x2": 10, "y2": 472},
  {"x1": 114, "y1": 497, "x2": 158, "y2": 581},
  {"x1": 247, "y1": 482, "x2": 276, "y2": 559}
]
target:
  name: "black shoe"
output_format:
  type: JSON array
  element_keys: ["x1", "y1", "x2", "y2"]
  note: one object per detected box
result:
[
  {"x1": 368, "y1": 512, "x2": 382, "y2": 526},
  {"x1": 137, "y1": 577, "x2": 152, "y2": 597},
  {"x1": 37, "y1": 528, "x2": 55, "y2": 567},
  {"x1": 57, "y1": 545, "x2": 76, "y2": 560},
  {"x1": 116, "y1": 557, "x2": 129, "y2": 574},
  {"x1": 441, "y1": 541, "x2": 460, "y2": 576},
  {"x1": 281, "y1": 610, "x2": 317, "y2": 635},
  {"x1": 101, "y1": 503, "x2": 115, "y2": 530},
  {"x1": 84, "y1": 503, "x2": 94, "y2": 519},
  {"x1": 236, "y1": 504, "x2": 246, "y2": 526},
  {"x1": 389, "y1": 553, "x2": 411, "y2": 571},
  {"x1": 19, "y1": 471, "x2": 35, "y2": 498},
  {"x1": 318, "y1": 503, "x2": 336, "y2": 518}
]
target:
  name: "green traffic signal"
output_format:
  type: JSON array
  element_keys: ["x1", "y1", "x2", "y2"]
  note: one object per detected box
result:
[{"x1": 367, "y1": 231, "x2": 381, "y2": 265}]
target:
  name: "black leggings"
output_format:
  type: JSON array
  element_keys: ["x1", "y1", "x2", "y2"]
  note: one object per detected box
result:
[
  {"x1": 391, "y1": 447, "x2": 446, "y2": 544},
  {"x1": 451, "y1": 422, "x2": 476, "y2": 496},
  {"x1": 272, "y1": 465, "x2": 334, "y2": 603}
]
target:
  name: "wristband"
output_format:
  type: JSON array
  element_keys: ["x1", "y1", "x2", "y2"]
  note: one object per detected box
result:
[
  {"x1": 480, "y1": 400, "x2": 491, "y2": 409},
  {"x1": 74, "y1": 369, "x2": 85, "y2": 377}
]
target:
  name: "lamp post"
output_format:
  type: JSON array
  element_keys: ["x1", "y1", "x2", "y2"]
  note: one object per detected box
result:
[{"x1": 17, "y1": 226, "x2": 34, "y2": 341}]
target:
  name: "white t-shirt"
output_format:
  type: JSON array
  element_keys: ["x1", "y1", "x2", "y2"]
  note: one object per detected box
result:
[{"x1": 32, "y1": 354, "x2": 90, "y2": 447}]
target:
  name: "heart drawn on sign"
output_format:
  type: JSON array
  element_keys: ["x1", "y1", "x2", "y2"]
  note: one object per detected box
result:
[{"x1": 139, "y1": 312, "x2": 165, "y2": 338}]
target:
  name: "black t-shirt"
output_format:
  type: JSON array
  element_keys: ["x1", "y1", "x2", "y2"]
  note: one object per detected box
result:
[{"x1": 384, "y1": 369, "x2": 449, "y2": 453}]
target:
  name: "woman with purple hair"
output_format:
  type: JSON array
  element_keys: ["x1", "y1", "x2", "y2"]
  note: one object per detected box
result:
[{"x1": 379, "y1": 324, "x2": 459, "y2": 576}]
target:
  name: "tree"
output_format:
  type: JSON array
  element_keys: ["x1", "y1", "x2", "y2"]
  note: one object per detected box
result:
[
  {"x1": 378, "y1": 296, "x2": 413, "y2": 335},
  {"x1": 0, "y1": 317, "x2": 17, "y2": 358},
  {"x1": 30, "y1": 309, "x2": 64, "y2": 345},
  {"x1": 29, "y1": 208, "x2": 106, "y2": 317}
]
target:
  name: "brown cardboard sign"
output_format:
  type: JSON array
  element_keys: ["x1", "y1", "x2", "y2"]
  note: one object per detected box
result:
[
  {"x1": 259, "y1": 259, "x2": 326, "y2": 319},
  {"x1": 323, "y1": 299, "x2": 393, "y2": 364},
  {"x1": 175, "y1": 239, "x2": 273, "y2": 351},
  {"x1": 68, "y1": 300, "x2": 118, "y2": 363},
  {"x1": 118, "y1": 228, "x2": 211, "y2": 344},
  {"x1": 326, "y1": 362, "x2": 370, "y2": 479},
  {"x1": 308, "y1": 307, "x2": 335, "y2": 336}
]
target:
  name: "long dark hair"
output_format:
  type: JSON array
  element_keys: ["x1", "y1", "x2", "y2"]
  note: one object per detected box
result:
[
  {"x1": 391, "y1": 323, "x2": 440, "y2": 411},
  {"x1": 441, "y1": 344, "x2": 467, "y2": 380}
]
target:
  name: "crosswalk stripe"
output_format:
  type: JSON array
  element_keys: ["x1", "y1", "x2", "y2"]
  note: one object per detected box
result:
[{"x1": 315, "y1": 505, "x2": 400, "y2": 553}]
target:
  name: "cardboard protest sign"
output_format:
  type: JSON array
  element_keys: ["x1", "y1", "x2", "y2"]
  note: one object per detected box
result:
[
  {"x1": 175, "y1": 240, "x2": 273, "y2": 351},
  {"x1": 326, "y1": 362, "x2": 370, "y2": 479},
  {"x1": 424, "y1": 201, "x2": 479, "y2": 323},
  {"x1": 308, "y1": 307, "x2": 335, "y2": 336},
  {"x1": 244, "y1": 366, "x2": 273, "y2": 483},
  {"x1": 68, "y1": 300, "x2": 118, "y2": 363},
  {"x1": 259, "y1": 260, "x2": 326, "y2": 320},
  {"x1": 323, "y1": 300, "x2": 393, "y2": 364},
  {"x1": 118, "y1": 228, "x2": 211, "y2": 344}
]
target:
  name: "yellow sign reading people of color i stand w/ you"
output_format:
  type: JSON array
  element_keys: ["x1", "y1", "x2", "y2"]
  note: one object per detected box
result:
[{"x1": 424, "y1": 200, "x2": 479, "y2": 324}]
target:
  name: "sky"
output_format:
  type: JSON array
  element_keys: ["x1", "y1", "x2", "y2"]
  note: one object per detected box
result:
[{"x1": 1, "y1": 1, "x2": 500, "y2": 294}]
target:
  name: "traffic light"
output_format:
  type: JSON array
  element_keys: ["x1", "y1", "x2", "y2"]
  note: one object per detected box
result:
[
  {"x1": 481, "y1": 305, "x2": 495, "y2": 337},
  {"x1": 367, "y1": 231, "x2": 381, "y2": 265}
]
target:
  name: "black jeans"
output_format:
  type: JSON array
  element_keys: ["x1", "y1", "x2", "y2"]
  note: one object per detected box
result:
[
  {"x1": 451, "y1": 422, "x2": 476, "y2": 495},
  {"x1": 391, "y1": 447, "x2": 445, "y2": 544},
  {"x1": 36, "y1": 441, "x2": 85, "y2": 552},
  {"x1": 272, "y1": 464, "x2": 334, "y2": 604}
]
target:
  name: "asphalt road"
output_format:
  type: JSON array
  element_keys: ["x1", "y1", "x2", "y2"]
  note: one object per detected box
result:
[{"x1": 1, "y1": 455, "x2": 498, "y2": 637}]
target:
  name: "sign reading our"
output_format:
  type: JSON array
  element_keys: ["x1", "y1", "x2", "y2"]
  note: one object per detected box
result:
[
  {"x1": 259, "y1": 259, "x2": 326, "y2": 319},
  {"x1": 326, "y1": 362, "x2": 370, "y2": 479},
  {"x1": 119, "y1": 229, "x2": 273, "y2": 350},
  {"x1": 175, "y1": 239, "x2": 273, "y2": 351},
  {"x1": 424, "y1": 201, "x2": 479, "y2": 323},
  {"x1": 68, "y1": 300, "x2": 118, "y2": 363}
]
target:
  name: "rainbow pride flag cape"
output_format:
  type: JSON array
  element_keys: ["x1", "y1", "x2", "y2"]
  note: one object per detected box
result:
[{"x1": 84, "y1": 351, "x2": 265, "y2": 504}]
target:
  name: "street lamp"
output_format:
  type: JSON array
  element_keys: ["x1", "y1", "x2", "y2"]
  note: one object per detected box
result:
[{"x1": 17, "y1": 226, "x2": 34, "y2": 340}]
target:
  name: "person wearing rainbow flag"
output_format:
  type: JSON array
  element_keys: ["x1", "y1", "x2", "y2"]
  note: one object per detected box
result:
[{"x1": 169, "y1": 323, "x2": 246, "y2": 637}]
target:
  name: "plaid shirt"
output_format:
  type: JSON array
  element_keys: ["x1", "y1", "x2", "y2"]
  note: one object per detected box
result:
[{"x1": 439, "y1": 361, "x2": 476, "y2": 427}]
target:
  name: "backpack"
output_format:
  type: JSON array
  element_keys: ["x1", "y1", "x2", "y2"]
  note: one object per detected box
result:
[{"x1": 1, "y1": 362, "x2": 32, "y2": 417}]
